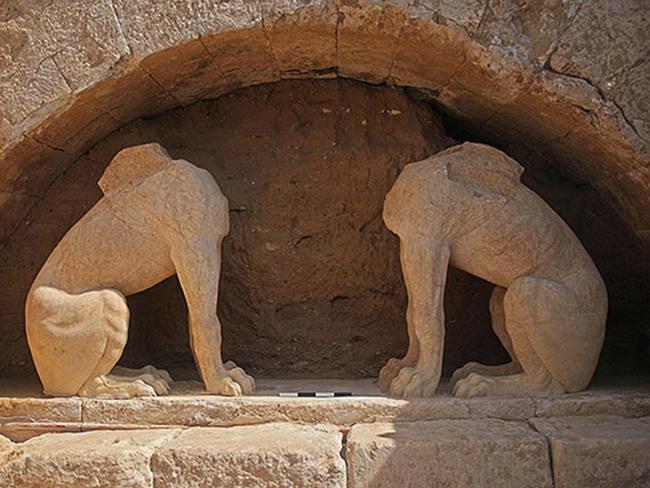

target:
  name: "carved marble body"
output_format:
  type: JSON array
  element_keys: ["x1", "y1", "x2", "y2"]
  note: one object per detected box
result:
[
  {"x1": 26, "y1": 144, "x2": 254, "y2": 398},
  {"x1": 378, "y1": 143, "x2": 607, "y2": 398}
]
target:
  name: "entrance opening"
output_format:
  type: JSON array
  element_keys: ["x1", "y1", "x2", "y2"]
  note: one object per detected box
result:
[{"x1": 1, "y1": 79, "x2": 646, "y2": 381}]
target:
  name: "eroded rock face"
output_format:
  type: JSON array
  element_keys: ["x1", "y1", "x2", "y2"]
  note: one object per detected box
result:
[
  {"x1": 0, "y1": 434, "x2": 12, "y2": 465},
  {"x1": 152, "y1": 424, "x2": 346, "y2": 487},
  {"x1": 346, "y1": 420, "x2": 553, "y2": 487},
  {"x1": 546, "y1": 0, "x2": 650, "y2": 141},
  {"x1": 0, "y1": 429, "x2": 180, "y2": 488},
  {"x1": 531, "y1": 416, "x2": 650, "y2": 487},
  {"x1": 0, "y1": 424, "x2": 346, "y2": 488}
]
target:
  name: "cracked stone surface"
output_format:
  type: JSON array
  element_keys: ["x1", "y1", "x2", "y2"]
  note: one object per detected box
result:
[
  {"x1": 531, "y1": 415, "x2": 650, "y2": 487},
  {"x1": 547, "y1": 0, "x2": 650, "y2": 141},
  {"x1": 2, "y1": 378, "x2": 648, "y2": 440},
  {"x1": 152, "y1": 424, "x2": 346, "y2": 487},
  {"x1": 0, "y1": 0, "x2": 129, "y2": 126},
  {"x1": 0, "y1": 428, "x2": 182, "y2": 487},
  {"x1": 0, "y1": 424, "x2": 346, "y2": 488},
  {"x1": 346, "y1": 419, "x2": 553, "y2": 487},
  {"x1": 1, "y1": 415, "x2": 649, "y2": 487},
  {"x1": 0, "y1": 434, "x2": 12, "y2": 466}
]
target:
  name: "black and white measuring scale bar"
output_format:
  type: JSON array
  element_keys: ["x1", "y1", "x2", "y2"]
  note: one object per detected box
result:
[{"x1": 278, "y1": 392, "x2": 353, "y2": 397}]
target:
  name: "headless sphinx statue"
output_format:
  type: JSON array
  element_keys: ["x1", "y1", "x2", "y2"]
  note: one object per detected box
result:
[
  {"x1": 26, "y1": 143, "x2": 254, "y2": 397},
  {"x1": 378, "y1": 143, "x2": 607, "y2": 398}
]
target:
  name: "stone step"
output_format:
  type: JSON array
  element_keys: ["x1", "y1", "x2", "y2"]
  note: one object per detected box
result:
[
  {"x1": 347, "y1": 419, "x2": 553, "y2": 488},
  {"x1": 531, "y1": 416, "x2": 650, "y2": 487},
  {"x1": 346, "y1": 416, "x2": 650, "y2": 488},
  {"x1": 0, "y1": 423, "x2": 346, "y2": 488},
  {"x1": 2, "y1": 379, "x2": 649, "y2": 441},
  {"x1": 1, "y1": 416, "x2": 649, "y2": 487}
]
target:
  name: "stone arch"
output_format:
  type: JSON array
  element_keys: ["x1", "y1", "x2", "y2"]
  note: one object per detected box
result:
[{"x1": 1, "y1": 1, "x2": 648, "y2": 252}]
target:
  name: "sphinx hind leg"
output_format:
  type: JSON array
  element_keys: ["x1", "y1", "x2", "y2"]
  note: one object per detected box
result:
[
  {"x1": 449, "y1": 286, "x2": 522, "y2": 388},
  {"x1": 506, "y1": 276, "x2": 603, "y2": 392},
  {"x1": 27, "y1": 286, "x2": 122, "y2": 396},
  {"x1": 111, "y1": 365, "x2": 173, "y2": 394},
  {"x1": 454, "y1": 276, "x2": 571, "y2": 398},
  {"x1": 26, "y1": 286, "x2": 154, "y2": 397},
  {"x1": 77, "y1": 290, "x2": 159, "y2": 397}
]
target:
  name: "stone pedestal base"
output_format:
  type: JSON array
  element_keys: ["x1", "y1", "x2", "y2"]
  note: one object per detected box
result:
[{"x1": 1, "y1": 377, "x2": 649, "y2": 487}]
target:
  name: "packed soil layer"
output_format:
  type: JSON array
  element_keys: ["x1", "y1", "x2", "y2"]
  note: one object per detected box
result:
[{"x1": 0, "y1": 79, "x2": 645, "y2": 379}]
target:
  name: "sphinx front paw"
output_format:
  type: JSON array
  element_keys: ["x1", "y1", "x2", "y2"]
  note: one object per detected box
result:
[
  {"x1": 452, "y1": 372, "x2": 492, "y2": 398},
  {"x1": 206, "y1": 362, "x2": 256, "y2": 396},
  {"x1": 389, "y1": 367, "x2": 439, "y2": 398},
  {"x1": 378, "y1": 357, "x2": 405, "y2": 391},
  {"x1": 449, "y1": 361, "x2": 482, "y2": 389},
  {"x1": 453, "y1": 372, "x2": 566, "y2": 398}
]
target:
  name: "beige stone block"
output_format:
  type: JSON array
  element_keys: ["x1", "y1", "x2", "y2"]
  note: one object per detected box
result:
[
  {"x1": 263, "y1": 1, "x2": 337, "y2": 78},
  {"x1": 0, "y1": 57, "x2": 70, "y2": 126},
  {"x1": 151, "y1": 423, "x2": 346, "y2": 487},
  {"x1": 80, "y1": 384, "x2": 537, "y2": 429},
  {"x1": 473, "y1": 0, "x2": 583, "y2": 65},
  {"x1": 0, "y1": 398, "x2": 81, "y2": 441},
  {"x1": 46, "y1": 0, "x2": 131, "y2": 91},
  {"x1": 0, "y1": 396, "x2": 82, "y2": 423},
  {"x1": 138, "y1": 39, "x2": 229, "y2": 106},
  {"x1": 0, "y1": 429, "x2": 181, "y2": 487},
  {"x1": 0, "y1": 0, "x2": 130, "y2": 127},
  {"x1": 347, "y1": 419, "x2": 552, "y2": 487},
  {"x1": 0, "y1": 434, "x2": 13, "y2": 465},
  {"x1": 0, "y1": 422, "x2": 83, "y2": 443},
  {"x1": 111, "y1": 0, "x2": 263, "y2": 56},
  {"x1": 535, "y1": 391, "x2": 648, "y2": 418},
  {"x1": 531, "y1": 415, "x2": 650, "y2": 487},
  {"x1": 548, "y1": 0, "x2": 649, "y2": 95},
  {"x1": 338, "y1": 2, "x2": 407, "y2": 84},
  {"x1": 201, "y1": 28, "x2": 280, "y2": 91},
  {"x1": 399, "y1": 0, "x2": 485, "y2": 34},
  {"x1": 391, "y1": 17, "x2": 467, "y2": 91}
]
